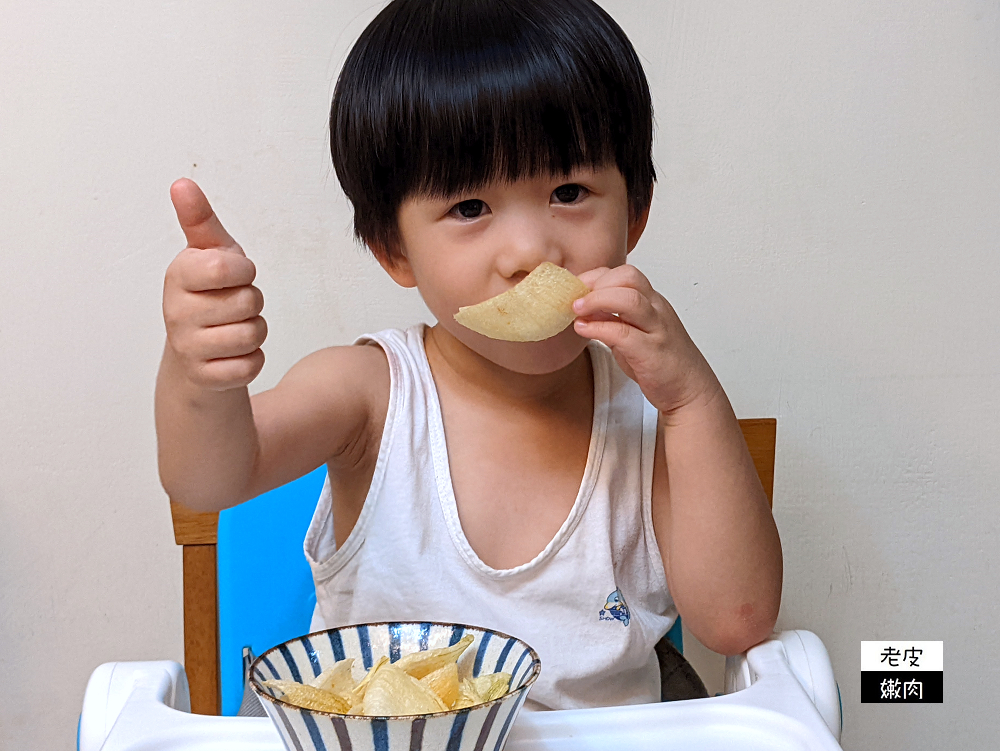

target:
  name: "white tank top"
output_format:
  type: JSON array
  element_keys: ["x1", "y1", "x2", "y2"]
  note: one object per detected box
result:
[{"x1": 304, "y1": 324, "x2": 677, "y2": 710}]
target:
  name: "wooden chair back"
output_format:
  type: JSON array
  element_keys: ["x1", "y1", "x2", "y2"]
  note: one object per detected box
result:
[{"x1": 170, "y1": 418, "x2": 777, "y2": 715}]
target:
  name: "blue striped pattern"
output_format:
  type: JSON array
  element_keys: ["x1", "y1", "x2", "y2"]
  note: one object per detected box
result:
[
  {"x1": 303, "y1": 636, "x2": 322, "y2": 677},
  {"x1": 358, "y1": 625, "x2": 373, "y2": 670},
  {"x1": 493, "y1": 639, "x2": 515, "y2": 675},
  {"x1": 274, "y1": 704, "x2": 306, "y2": 751},
  {"x1": 491, "y1": 698, "x2": 522, "y2": 751},
  {"x1": 388, "y1": 623, "x2": 402, "y2": 664},
  {"x1": 329, "y1": 631, "x2": 346, "y2": 662},
  {"x1": 372, "y1": 719, "x2": 389, "y2": 751},
  {"x1": 250, "y1": 623, "x2": 540, "y2": 751},
  {"x1": 472, "y1": 633, "x2": 491, "y2": 677},
  {"x1": 303, "y1": 711, "x2": 328, "y2": 751},
  {"x1": 510, "y1": 650, "x2": 531, "y2": 685},
  {"x1": 279, "y1": 644, "x2": 305, "y2": 683},
  {"x1": 262, "y1": 656, "x2": 280, "y2": 680},
  {"x1": 472, "y1": 702, "x2": 501, "y2": 751},
  {"x1": 445, "y1": 712, "x2": 469, "y2": 751}
]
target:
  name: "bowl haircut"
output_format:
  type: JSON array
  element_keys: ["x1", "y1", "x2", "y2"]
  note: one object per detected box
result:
[{"x1": 330, "y1": 0, "x2": 655, "y2": 261}]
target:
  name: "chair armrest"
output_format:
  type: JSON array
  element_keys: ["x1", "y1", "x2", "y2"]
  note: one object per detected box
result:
[
  {"x1": 725, "y1": 630, "x2": 842, "y2": 741},
  {"x1": 79, "y1": 661, "x2": 190, "y2": 751}
]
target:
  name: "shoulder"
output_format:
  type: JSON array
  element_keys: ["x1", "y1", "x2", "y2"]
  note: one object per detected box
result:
[
  {"x1": 274, "y1": 341, "x2": 390, "y2": 435},
  {"x1": 248, "y1": 342, "x2": 390, "y2": 488},
  {"x1": 290, "y1": 339, "x2": 389, "y2": 383}
]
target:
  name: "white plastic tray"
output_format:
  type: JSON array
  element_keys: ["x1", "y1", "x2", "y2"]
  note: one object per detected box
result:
[{"x1": 81, "y1": 631, "x2": 843, "y2": 751}]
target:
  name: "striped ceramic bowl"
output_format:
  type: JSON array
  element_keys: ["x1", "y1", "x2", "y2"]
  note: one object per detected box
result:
[{"x1": 250, "y1": 622, "x2": 540, "y2": 751}]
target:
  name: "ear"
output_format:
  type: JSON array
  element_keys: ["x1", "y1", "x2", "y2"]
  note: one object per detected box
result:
[
  {"x1": 371, "y1": 242, "x2": 418, "y2": 288},
  {"x1": 626, "y1": 200, "x2": 652, "y2": 254}
]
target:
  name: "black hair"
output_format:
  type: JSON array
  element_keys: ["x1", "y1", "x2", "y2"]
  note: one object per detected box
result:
[{"x1": 330, "y1": 0, "x2": 655, "y2": 258}]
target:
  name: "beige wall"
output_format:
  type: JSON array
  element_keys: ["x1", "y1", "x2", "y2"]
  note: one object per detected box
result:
[{"x1": 1, "y1": 0, "x2": 996, "y2": 748}]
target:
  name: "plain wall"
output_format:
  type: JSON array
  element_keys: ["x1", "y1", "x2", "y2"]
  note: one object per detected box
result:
[{"x1": 1, "y1": 0, "x2": 997, "y2": 748}]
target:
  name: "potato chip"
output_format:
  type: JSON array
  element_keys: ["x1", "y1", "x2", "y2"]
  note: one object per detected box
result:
[
  {"x1": 263, "y1": 680, "x2": 351, "y2": 714},
  {"x1": 471, "y1": 672, "x2": 511, "y2": 702},
  {"x1": 454, "y1": 262, "x2": 590, "y2": 342},
  {"x1": 454, "y1": 678, "x2": 483, "y2": 709},
  {"x1": 362, "y1": 663, "x2": 448, "y2": 716},
  {"x1": 419, "y1": 662, "x2": 459, "y2": 708},
  {"x1": 349, "y1": 655, "x2": 389, "y2": 708},
  {"x1": 394, "y1": 634, "x2": 474, "y2": 680},
  {"x1": 310, "y1": 658, "x2": 355, "y2": 695}
]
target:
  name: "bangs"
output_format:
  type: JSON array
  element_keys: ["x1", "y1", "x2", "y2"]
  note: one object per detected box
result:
[{"x1": 331, "y1": 0, "x2": 654, "y2": 253}]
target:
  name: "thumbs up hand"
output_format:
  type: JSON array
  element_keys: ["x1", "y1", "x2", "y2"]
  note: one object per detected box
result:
[{"x1": 163, "y1": 179, "x2": 267, "y2": 390}]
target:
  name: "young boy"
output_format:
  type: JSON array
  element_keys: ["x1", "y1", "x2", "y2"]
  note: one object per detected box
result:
[{"x1": 156, "y1": 0, "x2": 781, "y2": 711}]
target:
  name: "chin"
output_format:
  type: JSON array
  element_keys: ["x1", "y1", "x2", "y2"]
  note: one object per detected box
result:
[{"x1": 452, "y1": 325, "x2": 590, "y2": 375}]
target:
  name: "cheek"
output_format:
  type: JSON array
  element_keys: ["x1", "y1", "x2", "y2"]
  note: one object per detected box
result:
[
  {"x1": 575, "y1": 213, "x2": 630, "y2": 267},
  {"x1": 410, "y1": 261, "x2": 480, "y2": 316}
]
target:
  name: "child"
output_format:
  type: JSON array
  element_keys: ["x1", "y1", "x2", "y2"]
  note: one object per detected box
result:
[{"x1": 156, "y1": 0, "x2": 782, "y2": 711}]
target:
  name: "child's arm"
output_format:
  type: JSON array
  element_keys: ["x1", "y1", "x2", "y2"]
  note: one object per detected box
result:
[
  {"x1": 573, "y1": 265, "x2": 782, "y2": 656},
  {"x1": 156, "y1": 179, "x2": 385, "y2": 513}
]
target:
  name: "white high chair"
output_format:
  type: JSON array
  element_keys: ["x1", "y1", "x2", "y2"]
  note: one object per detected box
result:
[{"x1": 79, "y1": 630, "x2": 843, "y2": 750}]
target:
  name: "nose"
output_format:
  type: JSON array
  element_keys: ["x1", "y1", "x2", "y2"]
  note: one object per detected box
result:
[{"x1": 494, "y1": 211, "x2": 560, "y2": 281}]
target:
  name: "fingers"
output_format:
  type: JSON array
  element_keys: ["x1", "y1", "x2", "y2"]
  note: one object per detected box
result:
[
  {"x1": 179, "y1": 284, "x2": 265, "y2": 328},
  {"x1": 574, "y1": 265, "x2": 663, "y2": 333},
  {"x1": 163, "y1": 182, "x2": 263, "y2": 390},
  {"x1": 577, "y1": 264, "x2": 654, "y2": 294},
  {"x1": 572, "y1": 264, "x2": 679, "y2": 350},
  {"x1": 192, "y1": 316, "x2": 269, "y2": 361},
  {"x1": 574, "y1": 286, "x2": 659, "y2": 333},
  {"x1": 167, "y1": 247, "x2": 256, "y2": 292},
  {"x1": 196, "y1": 350, "x2": 266, "y2": 392},
  {"x1": 573, "y1": 315, "x2": 642, "y2": 350},
  {"x1": 170, "y1": 178, "x2": 242, "y2": 254},
  {"x1": 201, "y1": 285, "x2": 265, "y2": 325},
  {"x1": 166, "y1": 314, "x2": 268, "y2": 391},
  {"x1": 162, "y1": 245, "x2": 267, "y2": 390},
  {"x1": 576, "y1": 267, "x2": 612, "y2": 289}
]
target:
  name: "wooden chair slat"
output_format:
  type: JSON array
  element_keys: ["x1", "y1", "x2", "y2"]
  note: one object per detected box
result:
[
  {"x1": 182, "y1": 544, "x2": 220, "y2": 715},
  {"x1": 738, "y1": 418, "x2": 777, "y2": 508},
  {"x1": 170, "y1": 501, "x2": 219, "y2": 545}
]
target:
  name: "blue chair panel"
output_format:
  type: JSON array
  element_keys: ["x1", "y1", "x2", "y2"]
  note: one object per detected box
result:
[
  {"x1": 665, "y1": 618, "x2": 683, "y2": 652},
  {"x1": 217, "y1": 467, "x2": 327, "y2": 716}
]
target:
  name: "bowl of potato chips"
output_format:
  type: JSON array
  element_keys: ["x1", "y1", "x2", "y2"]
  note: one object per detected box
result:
[{"x1": 250, "y1": 621, "x2": 540, "y2": 751}]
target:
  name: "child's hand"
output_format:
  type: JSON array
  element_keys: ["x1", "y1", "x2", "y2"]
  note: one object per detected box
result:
[
  {"x1": 163, "y1": 179, "x2": 266, "y2": 391},
  {"x1": 572, "y1": 265, "x2": 720, "y2": 417}
]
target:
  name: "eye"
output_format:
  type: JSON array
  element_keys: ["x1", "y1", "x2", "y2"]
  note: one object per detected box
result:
[
  {"x1": 552, "y1": 183, "x2": 587, "y2": 204},
  {"x1": 449, "y1": 198, "x2": 489, "y2": 219}
]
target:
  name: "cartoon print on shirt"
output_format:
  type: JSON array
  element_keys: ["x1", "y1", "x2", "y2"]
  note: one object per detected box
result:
[{"x1": 599, "y1": 588, "x2": 630, "y2": 626}]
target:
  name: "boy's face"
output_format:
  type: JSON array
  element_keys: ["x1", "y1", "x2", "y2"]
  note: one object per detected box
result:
[{"x1": 381, "y1": 165, "x2": 649, "y2": 374}]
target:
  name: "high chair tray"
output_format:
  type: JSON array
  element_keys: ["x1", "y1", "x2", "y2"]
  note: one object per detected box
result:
[{"x1": 81, "y1": 632, "x2": 843, "y2": 751}]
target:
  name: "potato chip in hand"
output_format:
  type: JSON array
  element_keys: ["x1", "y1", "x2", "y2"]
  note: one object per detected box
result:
[{"x1": 454, "y1": 262, "x2": 590, "y2": 341}]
